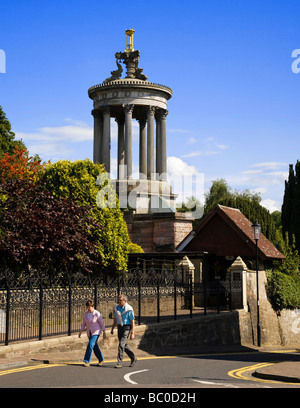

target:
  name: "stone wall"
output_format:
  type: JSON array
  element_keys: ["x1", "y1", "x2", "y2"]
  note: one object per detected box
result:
[
  {"x1": 276, "y1": 309, "x2": 300, "y2": 346},
  {"x1": 244, "y1": 269, "x2": 300, "y2": 347},
  {"x1": 136, "y1": 311, "x2": 242, "y2": 351},
  {"x1": 125, "y1": 212, "x2": 193, "y2": 253},
  {"x1": 0, "y1": 312, "x2": 244, "y2": 359}
]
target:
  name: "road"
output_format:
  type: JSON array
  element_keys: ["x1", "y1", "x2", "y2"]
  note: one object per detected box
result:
[{"x1": 0, "y1": 351, "x2": 300, "y2": 390}]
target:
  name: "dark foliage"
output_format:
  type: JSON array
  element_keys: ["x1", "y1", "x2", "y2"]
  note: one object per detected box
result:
[{"x1": 0, "y1": 179, "x2": 104, "y2": 275}]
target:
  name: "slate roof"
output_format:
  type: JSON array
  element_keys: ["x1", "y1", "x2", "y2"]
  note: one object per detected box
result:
[{"x1": 177, "y1": 204, "x2": 285, "y2": 260}]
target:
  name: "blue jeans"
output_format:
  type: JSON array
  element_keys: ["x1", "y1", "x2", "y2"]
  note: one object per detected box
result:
[{"x1": 83, "y1": 334, "x2": 104, "y2": 364}]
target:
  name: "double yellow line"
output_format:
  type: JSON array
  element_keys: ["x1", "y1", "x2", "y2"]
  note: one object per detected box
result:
[{"x1": 228, "y1": 362, "x2": 277, "y2": 384}]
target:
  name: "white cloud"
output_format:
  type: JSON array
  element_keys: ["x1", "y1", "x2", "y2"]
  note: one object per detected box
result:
[
  {"x1": 253, "y1": 187, "x2": 267, "y2": 195},
  {"x1": 28, "y1": 142, "x2": 74, "y2": 160},
  {"x1": 181, "y1": 150, "x2": 219, "y2": 158},
  {"x1": 168, "y1": 129, "x2": 190, "y2": 134},
  {"x1": 216, "y1": 144, "x2": 229, "y2": 150},
  {"x1": 241, "y1": 169, "x2": 262, "y2": 175},
  {"x1": 250, "y1": 162, "x2": 287, "y2": 170},
  {"x1": 167, "y1": 156, "x2": 198, "y2": 176},
  {"x1": 181, "y1": 136, "x2": 229, "y2": 158},
  {"x1": 261, "y1": 199, "x2": 281, "y2": 213},
  {"x1": 16, "y1": 124, "x2": 93, "y2": 143},
  {"x1": 223, "y1": 161, "x2": 288, "y2": 214},
  {"x1": 14, "y1": 119, "x2": 94, "y2": 161},
  {"x1": 167, "y1": 156, "x2": 204, "y2": 207}
]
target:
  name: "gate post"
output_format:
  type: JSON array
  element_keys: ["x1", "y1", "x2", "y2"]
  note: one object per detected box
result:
[
  {"x1": 39, "y1": 281, "x2": 43, "y2": 341},
  {"x1": 178, "y1": 256, "x2": 195, "y2": 309},
  {"x1": 229, "y1": 256, "x2": 248, "y2": 311},
  {"x1": 5, "y1": 284, "x2": 10, "y2": 346},
  {"x1": 68, "y1": 279, "x2": 72, "y2": 336}
]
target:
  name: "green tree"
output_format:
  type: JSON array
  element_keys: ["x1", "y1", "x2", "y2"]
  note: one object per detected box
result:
[
  {"x1": 271, "y1": 210, "x2": 282, "y2": 230},
  {"x1": 273, "y1": 232, "x2": 299, "y2": 277},
  {"x1": 204, "y1": 178, "x2": 232, "y2": 214},
  {"x1": 0, "y1": 179, "x2": 102, "y2": 274},
  {"x1": 41, "y1": 159, "x2": 131, "y2": 276},
  {"x1": 0, "y1": 106, "x2": 26, "y2": 157},
  {"x1": 282, "y1": 161, "x2": 300, "y2": 252},
  {"x1": 266, "y1": 231, "x2": 300, "y2": 310}
]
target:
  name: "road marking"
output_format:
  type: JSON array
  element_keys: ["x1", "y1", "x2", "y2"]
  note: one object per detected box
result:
[
  {"x1": 0, "y1": 363, "x2": 64, "y2": 377},
  {"x1": 1, "y1": 350, "x2": 298, "y2": 381},
  {"x1": 228, "y1": 362, "x2": 288, "y2": 385},
  {"x1": 192, "y1": 379, "x2": 239, "y2": 388},
  {"x1": 124, "y1": 369, "x2": 149, "y2": 385}
]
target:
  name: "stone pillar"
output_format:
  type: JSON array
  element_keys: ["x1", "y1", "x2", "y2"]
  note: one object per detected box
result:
[
  {"x1": 159, "y1": 109, "x2": 168, "y2": 180},
  {"x1": 139, "y1": 118, "x2": 147, "y2": 179},
  {"x1": 101, "y1": 106, "x2": 111, "y2": 174},
  {"x1": 116, "y1": 116, "x2": 125, "y2": 180},
  {"x1": 124, "y1": 104, "x2": 134, "y2": 179},
  {"x1": 155, "y1": 112, "x2": 161, "y2": 177},
  {"x1": 92, "y1": 109, "x2": 103, "y2": 164},
  {"x1": 147, "y1": 106, "x2": 155, "y2": 179},
  {"x1": 178, "y1": 255, "x2": 195, "y2": 308},
  {"x1": 230, "y1": 256, "x2": 248, "y2": 311}
]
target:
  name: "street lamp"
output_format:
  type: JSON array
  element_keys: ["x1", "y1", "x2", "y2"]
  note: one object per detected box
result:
[{"x1": 252, "y1": 220, "x2": 261, "y2": 347}]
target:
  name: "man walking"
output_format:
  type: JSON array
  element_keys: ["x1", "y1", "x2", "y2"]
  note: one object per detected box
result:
[{"x1": 111, "y1": 294, "x2": 137, "y2": 368}]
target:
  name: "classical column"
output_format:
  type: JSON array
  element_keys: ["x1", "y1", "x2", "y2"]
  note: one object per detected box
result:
[
  {"x1": 116, "y1": 116, "x2": 125, "y2": 180},
  {"x1": 155, "y1": 111, "x2": 161, "y2": 178},
  {"x1": 123, "y1": 104, "x2": 134, "y2": 179},
  {"x1": 139, "y1": 117, "x2": 147, "y2": 179},
  {"x1": 101, "y1": 105, "x2": 111, "y2": 174},
  {"x1": 92, "y1": 109, "x2": 103, "y2": 164},
  {"x1": 159, "y1": 109, "x2": 168, "y2": 180},
  {"x1": 147, "y1": 106, "x2": 155, "y2": 179}
]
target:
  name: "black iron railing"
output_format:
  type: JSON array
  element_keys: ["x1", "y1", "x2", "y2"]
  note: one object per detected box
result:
[{"x1": 0, "y1": 267, "x2": 242, "y2": 345}]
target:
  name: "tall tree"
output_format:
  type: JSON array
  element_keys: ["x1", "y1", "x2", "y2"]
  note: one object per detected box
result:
[
  {"x1": 204, "y1": 178, "x2": 232, "y2": 213},
  {"x1": 41, "y1": 159, "x2": 131, "y2": 276},
  {"x1": 0, "y1": 106, "x2": 26, "y2": 156},
  {"x1": 282, "y1": 161, "x2": 300, "y2": 251}
]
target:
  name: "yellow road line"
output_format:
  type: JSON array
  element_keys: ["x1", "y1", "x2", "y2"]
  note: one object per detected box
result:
[
  {"x1": 1, "y1": 350, "x2": 299, "y2": 382},
  {"x1": 228, "y1": 362, "x2": 276, "y2": 383},
  {"x1": 228, "y1": 362, "x2": 298, "y2": 385},
  {"x1": 0, "y1": 363, "x2": 65, "y2": 377}
]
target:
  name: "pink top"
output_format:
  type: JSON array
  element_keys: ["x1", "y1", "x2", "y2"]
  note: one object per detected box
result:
[{"x1": 80, "y1": 310, "x2": 106, "y2": 336}]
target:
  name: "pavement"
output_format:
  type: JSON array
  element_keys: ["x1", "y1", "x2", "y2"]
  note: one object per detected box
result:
[{"x1": 1, "y1": 335, "x2": 300, "y2": 384}]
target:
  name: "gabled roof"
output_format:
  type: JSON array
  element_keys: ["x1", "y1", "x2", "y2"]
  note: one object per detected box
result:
[{"x1": 177, "y1": 204, "x2": 285, "y2": 260}]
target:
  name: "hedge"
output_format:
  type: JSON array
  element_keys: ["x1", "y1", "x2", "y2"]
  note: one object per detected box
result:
[{"x1": 266, "y1": 270, "x2": 300, "y2": 310}]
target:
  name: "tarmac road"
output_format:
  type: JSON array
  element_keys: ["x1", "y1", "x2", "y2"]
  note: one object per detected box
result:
[{"x1": 1, "y1": 350, "x2": 300, "y2": 389}]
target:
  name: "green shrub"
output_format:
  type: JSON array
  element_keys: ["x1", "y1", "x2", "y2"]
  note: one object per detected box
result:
[
  {"x1": 41, "y1": 159, "x2": 131, "y2": 276},
  {"x1": 266, "y1": 270, "x2": 300, "y2": 310}
]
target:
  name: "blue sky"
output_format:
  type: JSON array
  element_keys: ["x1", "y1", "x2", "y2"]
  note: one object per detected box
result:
[{"x1": 1, "y1": 0, "x2": 300, "y2": 212}]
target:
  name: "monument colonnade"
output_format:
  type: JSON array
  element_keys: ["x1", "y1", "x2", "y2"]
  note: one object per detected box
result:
[{"x1": 91, "y1": 99, "x2": 169, "y2": 181}]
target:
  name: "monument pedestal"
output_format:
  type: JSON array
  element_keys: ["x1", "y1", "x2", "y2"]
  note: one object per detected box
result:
[
  {"x1": 116, "y1": 178, "x2": 177, "y2": 213},
  {"x1": 125, "y1": 211, "x2": 194, "y2": 253}
]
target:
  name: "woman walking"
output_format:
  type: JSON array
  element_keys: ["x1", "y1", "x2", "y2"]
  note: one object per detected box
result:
[{"x1": 79, "y1": 299, "x2": 106, "y2": 366}]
